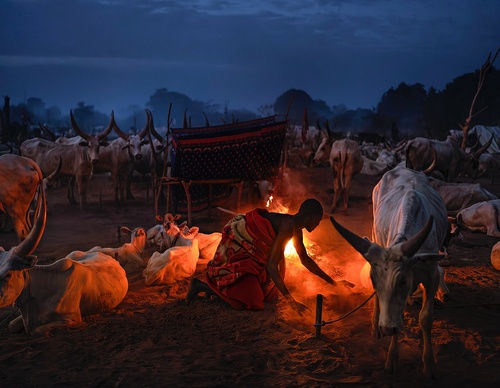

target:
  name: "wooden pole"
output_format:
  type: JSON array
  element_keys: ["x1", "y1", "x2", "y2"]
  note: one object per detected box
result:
[{"x1": 315, "y1": 294, "x2": 323, "y2": 338}]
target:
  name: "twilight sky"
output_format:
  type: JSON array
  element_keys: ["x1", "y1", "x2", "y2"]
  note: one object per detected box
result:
[{"x1": 1, "y1": 0, "x2": 499, "y2": 116}]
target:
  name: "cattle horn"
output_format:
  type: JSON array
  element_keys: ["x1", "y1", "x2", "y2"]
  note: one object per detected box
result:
[
  {"x1": 113, "y1": 115, "x2": 130, "y2": 141},
  {"x1": 472, "y1": 135, "x2": 494, "y2": 158},
  {"x1": 330, "y1": 216, "x2": 372, "y2": 254},
  {"x1": 70, "y1": 110, "x2": 91, "y2": 141},
  {"x1": 422, "y1": 148, "x2": 437, "y2": 175},
  {"x1": 182, "y1": 109, "x2": 188, "y2": 129},
  {"x1": 399, "y1": 216, "x2": 434, "y2": 258},
  {"x1": 98, "y1": 111, "x2": 115, "y2": 141},
  {"x1": 13, "y1": 181, "x2": 46, "y2": 257},
  {"x1": 137, "y1": 110, "x2": 151, "y2": 139},
  {"x1": 147, "y1": 109, "x2": 164, "y2": 142},
  {"x1": 38, "y1": 122, "x2": 56, "y2": 141},
  {"x1": 203, "y1": 112, "x2": 210, "y2": 127}
]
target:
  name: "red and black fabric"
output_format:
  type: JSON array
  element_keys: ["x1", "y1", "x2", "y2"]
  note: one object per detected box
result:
[
  {"x1": 170, "y1": 116, "x2": 287, "y2": 212},
  {"x1": 205, "y1": 208, "x2": 279, "y2": 310}
]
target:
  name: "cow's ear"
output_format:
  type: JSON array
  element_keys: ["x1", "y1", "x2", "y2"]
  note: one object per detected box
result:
[
  {"x1": 121, "y1": 226, "x2": 132, "y2": 235},
  {"x1": 174, "y1": 214, "x2": 182, "y2": 221},
  {"x1": 187, "y1": 227, "x2": 199, "y2": 235}
]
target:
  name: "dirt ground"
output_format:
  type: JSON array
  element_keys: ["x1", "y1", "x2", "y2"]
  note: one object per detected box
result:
[{"x1": 1, "y1": 165, "x2": 500, "y2": 387}]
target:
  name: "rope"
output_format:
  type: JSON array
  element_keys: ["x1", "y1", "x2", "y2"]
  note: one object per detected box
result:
[{"x1": 313, "y1": 292, "x2": 376, "y2": 327}]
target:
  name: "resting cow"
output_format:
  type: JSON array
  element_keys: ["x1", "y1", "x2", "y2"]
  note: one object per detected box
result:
[
  {"x1": 143, "y1": 231, "x2": 200, "y2": 285},
  {"x1": 456, "y1": 199, "x2": 500, "y2": 237},
  {"x1": 330, "y1": 166, "x2": 448, "y2": 379},
  {"x1": 428, "y1": 176, "x2": 497, "y2": 216},
  {"x1": 67, "y1": 226, "x2": 147, "y2": 276},
  {"x1": 0, "y1": 185, "x2": 128, "y2": 336}
]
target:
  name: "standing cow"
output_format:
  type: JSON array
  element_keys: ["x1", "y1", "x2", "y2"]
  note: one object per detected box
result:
[
  {"x1": 314, "y1": 138, "x2": 363, "y2": 213},
  {"x1": 20, "y1": 111, "x2": 114, "y2": 209},
  {"x1": 330, "y1": 166, "x2": 448, "y2": 379},
  {"x1": 93, "y1": 110, "x2": 151, "y2": 204}
]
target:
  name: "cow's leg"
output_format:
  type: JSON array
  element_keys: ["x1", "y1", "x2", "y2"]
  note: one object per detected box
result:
[
  {"x1": 330, "y1": 174, "x2": 341, "y2": 213},
  {"x1": 67, "y1": 176, "x2": 78, "y2": 205},
  {"x1": 486, "y1": 206, "x2": 500, "y2": 237},
  {"x1": 77, "y1": 175, "x2": 88, "y2": 210},
  {"x1": 420, "y1": 279, "x2": 440, "y2": 379},
  {"x1": 343, "y1": 174, "x2": 354, "y2": 211},
  {"x1": 385, "y1": 334, "x2": 400, "y2": 374}
]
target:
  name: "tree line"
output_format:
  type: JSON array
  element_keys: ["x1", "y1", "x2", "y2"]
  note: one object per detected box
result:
[{"x1": 1, "y1": 66, "x2": 499, "y2": 144}]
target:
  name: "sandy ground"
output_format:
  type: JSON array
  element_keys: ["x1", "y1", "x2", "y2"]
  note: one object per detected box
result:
[{"x1": 1, "y1": 165, "x2": 500, "y2": 387}]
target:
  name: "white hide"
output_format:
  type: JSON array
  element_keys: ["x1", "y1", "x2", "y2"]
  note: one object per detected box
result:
[
  {"x1": 143, "y1": 236, "x2": 199, "y2": 285},
  {"x1": 456, "y1": 199, "x2": 500, "y2": 237},
  {"x1": 1, "y1": 251, "x2": 128, "y2": 336}
]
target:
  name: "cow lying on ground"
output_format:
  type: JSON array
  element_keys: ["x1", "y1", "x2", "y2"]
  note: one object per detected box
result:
[
  {"x1": 67, "y1": 226, "x2": 147, "y2": 276},
  {"x1": 143, "y1": 230, "x2": 200, "y2": 285},
  {"x1": 428, "y1": 176, "x2": 497, "y2": 216},
  {"x1": 330, "y1": 166, "x2": 448, "y2": 379},
  {"x1": 456, "y1": 199, "x2": 500, "y2": 237},
  {"x1": 0, "y1": 185, "x2": 128, "y2": 336}
]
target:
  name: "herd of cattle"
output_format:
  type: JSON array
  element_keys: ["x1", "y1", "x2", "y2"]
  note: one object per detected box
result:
[{"x1": 2, "y1": 112, "x2": 500, "y2": 378}]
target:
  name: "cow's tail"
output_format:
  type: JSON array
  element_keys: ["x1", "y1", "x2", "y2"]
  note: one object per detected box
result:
[
  {"x1": 340, "y1": 147, "x2": 348, "y2": 189},
  {"x1": 405, "y1": 141, "x2": 413, "y2": 169}
]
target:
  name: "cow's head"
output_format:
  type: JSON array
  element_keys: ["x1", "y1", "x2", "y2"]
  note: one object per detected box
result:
[
  {"x1": 459, "y1": 135, "x2": 494, "y2": 179},
  {"x1": 121, "y1": 226, "x2": 147, "y2": 254},
  {"x1": 0, "y1": 183, "x2": 46, "y2": 307},
  {"x1": 330, "y1": 215, "x2": 444, "y2": 336},
  {"x1": 312, "y1": 130, "x2": 333, "y2": 166},
  {"x1": 70, "y1": 110, "x2": 114, "y2": 164},
  {"x1": 113, "y1": 110, "x2": 151, "y2": 161}
]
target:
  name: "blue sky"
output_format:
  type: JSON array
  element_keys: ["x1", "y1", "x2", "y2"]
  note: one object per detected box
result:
[{"x1": 1, "y1": 0, "x2": 499, "y2": 116}]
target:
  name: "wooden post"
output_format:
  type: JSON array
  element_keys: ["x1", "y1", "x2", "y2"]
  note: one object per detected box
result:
[{"x1": 315, "y1": 294, "x2": 323, "y2": 338}]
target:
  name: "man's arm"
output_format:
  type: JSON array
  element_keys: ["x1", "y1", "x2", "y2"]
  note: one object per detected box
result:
[{"x1": 293, "y1": 232, "x2": 355, "y2": 288}]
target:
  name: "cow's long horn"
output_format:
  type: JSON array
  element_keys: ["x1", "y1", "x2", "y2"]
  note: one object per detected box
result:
[
  {"x1": 473, "y1": 135, "x2": 494, "y2": 158},
  {"x1": 14, "y1": 181, "x2": 46, "y2": 257},
  {"x1": 39, "y1": 122, "x2": 56, "y2": 141},
  {"x1": 98, "y1": 110, "x2": 115, "y2": 141},
  {"x1": 422, "y1": 148, "x2": 437, "y2": 175},
  {"x1": 113, "y1": 115, "x2": 130, "y2": 140},
  {"x1": 203, "y1": 112, "x2": 210, "y2": 127},
  {"x1": 330, "y1": 216, "x2": 372, "y2": 254},
  {"x1": 138, "y1": 110, "x2": 151, "y2": 139},
  {"x1": 399, "y1": 216, "x2": 434, "y2": 258},
  {"x1": 147, "y1": 109, "x2": 164, "y2": 142},
  {"x1": 70, "y1": 110, "x2": 90, "y2": 141},
  {"x1": 46, "y1": 156, "x2": 62, "y2": 182}
]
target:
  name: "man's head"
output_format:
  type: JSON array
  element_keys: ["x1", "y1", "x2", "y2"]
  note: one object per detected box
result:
[{"x1": 298, "y1": 198, "x2": 324, "y2": 232}]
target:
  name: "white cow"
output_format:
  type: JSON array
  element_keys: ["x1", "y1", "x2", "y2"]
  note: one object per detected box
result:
[
  {"x1": 456, "y1": 199, "x2": 500, "y2": 237},
  {"x1": 0, "y1": 184, "x2": 128, "y2": 336},
  {"x1": 67, "y1": 226, "x2": 147, "y2": 276},
  {"x1": 330, "y1": 166, "x2": 448, "y2": 379},
  {"x1": 314, "y1": 138, "x2": 364, "y2": 213},
  {"x1": 143, "y1": 232, "x2": 200, "y2": 286}
]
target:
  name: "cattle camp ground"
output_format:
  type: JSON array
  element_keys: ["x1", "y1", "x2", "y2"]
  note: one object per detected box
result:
[{"x1": 1, "y1": 161, "x2": 500, "y2": 387}]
